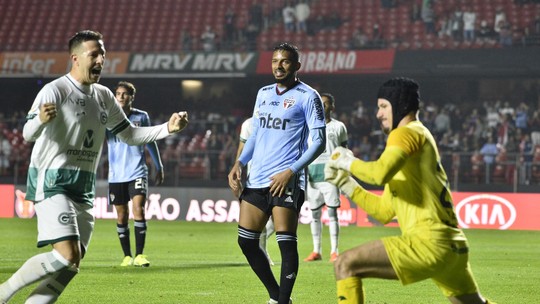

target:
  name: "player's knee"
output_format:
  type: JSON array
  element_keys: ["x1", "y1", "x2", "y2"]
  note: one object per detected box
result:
[
  {"x1": 327, "y1": 207, "x2": 338, "y2": 220},
  {"x1": 334, "y1": 251, "x2": 354, "y2": 279},
  {"x1": 311, "y1": 207, "x2": 322, "y2": 220}
]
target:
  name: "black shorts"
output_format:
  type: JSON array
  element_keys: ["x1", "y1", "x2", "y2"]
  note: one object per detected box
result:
[
  {"x1": 240, "y1": 187, "x2": 305, "y2": 216},
  {"x1": 108, "y1": 177, "x2": 148, "y2": 205}
]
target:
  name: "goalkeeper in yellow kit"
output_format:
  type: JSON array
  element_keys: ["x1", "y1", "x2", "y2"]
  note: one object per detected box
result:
[{"x1": 325, "y1": 77, "x2": 495, "y2": 304}]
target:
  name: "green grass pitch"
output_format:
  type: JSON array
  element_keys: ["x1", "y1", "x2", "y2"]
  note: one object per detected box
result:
[{"x1": 1, "y1": 218, "x2": 539, "y2": 303}]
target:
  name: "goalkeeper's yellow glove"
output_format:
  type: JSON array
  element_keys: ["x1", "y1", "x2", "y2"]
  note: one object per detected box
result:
[
  {"x1": 324, "y1": 163, "x2": 359, "y2": 198},
  {"x1": 328, "y1": 147, "x2": 357, "y2": 172}
]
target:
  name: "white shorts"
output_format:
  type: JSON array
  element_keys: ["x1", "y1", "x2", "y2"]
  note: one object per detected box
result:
[
  {"x1": 306, "y1": 181, "x2": 341, "y2": 210},
  {"x1": 35, "y1": 194, "x2": 95, "y2": 252}
]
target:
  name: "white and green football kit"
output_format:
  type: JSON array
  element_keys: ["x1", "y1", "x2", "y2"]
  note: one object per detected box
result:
[
  {"x1": 307, "y1": 118, "x2": 348, "y2": 209},
  {"x1": 23, "y1": 73, "x2": 170, "y2": 248}
]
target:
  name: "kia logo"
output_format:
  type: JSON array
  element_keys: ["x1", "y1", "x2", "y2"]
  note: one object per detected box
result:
[{"x1": 455, "y1": 194, "x2": 516, "y2": 230}]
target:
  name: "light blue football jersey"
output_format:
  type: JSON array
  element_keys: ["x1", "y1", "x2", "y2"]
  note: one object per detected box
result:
[
  {"x1": 244, "y1": 81, "x2": 325, "y2": 190},
  {"x1": 107, "y1": 108, "x2": 161, "y2": 183}
]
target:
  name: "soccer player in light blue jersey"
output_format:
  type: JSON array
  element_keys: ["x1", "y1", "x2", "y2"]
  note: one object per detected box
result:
[
  {"x1": 0, "y1": 30, "x2": 188, "y2": 304},
  {"x1": 228, "y1": 43, "x2": 326, "y2": 304},
  {"x1": 107, "y1": 81, "x2": 164, "y2": 267}
]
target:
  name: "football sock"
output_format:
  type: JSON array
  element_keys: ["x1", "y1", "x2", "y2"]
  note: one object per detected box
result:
[
  {"x1": 310, "y1": 207, "x2": 322, "y2": 253},
  {"x1": 336, "y1": 277, "x2": 364, "y2": 304},
  {"x1": 238, "y1": 226, "x2": 280, "y2": 300},
  {"x1": 0, "y1": 250, "x2": 70, "y2": 302},
  {"x1": 25, "y1": 264, "x2": 78, "y2": 303},
  {"x1": 117, "y1": 223, "x2": 131, "y2": 257},
  {"x1": 328, "y1": 207, "x2": 340, "y2": 254},
  {"x1": 134, "y1": 220, "x2": 147, "y2": 255},
  {"x1": 276, "y1": 231, "x2": 298, "y2": 304}
]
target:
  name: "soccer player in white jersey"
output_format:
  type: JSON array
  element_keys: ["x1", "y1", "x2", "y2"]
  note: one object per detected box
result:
[
  {"x1": 107, "y1": 81, "x2": 164, "y2": 267},
  {"x1": 228, "y1": 43, "x2": 326, "y2": 304},
  {"x1": 325, "y1": 77, "x2": 495, "y2": 304},
  {"x1": 235, "y1": 117, "x2": 276, "y2": 266},
  {"x1": 304, "y1": 93, "x2": 348, "y2": 263},
  {"x1": 0, "y1": 30, "x2": 188, "y2": 304}
]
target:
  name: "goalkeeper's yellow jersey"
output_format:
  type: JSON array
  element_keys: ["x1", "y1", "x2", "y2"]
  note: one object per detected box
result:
[{"x1": 350, "y1": 120, "x2": 465, "y2": 240}]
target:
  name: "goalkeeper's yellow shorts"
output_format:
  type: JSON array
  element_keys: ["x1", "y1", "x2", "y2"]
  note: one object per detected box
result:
[{"x1": 382, "y1": 234, "x2": 479, "y2": 297}]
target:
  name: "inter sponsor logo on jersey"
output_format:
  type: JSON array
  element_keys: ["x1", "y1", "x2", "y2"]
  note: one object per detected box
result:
[
  {"x1": 259, "y1": 113, "x2": 290, "y2": 130},
  {"x1": 283, "y1": 98, "x2": 295, "y2": 109}
]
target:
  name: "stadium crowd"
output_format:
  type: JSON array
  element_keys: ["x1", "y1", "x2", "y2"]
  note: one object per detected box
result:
[{"x1": 2, "y1": 83, "x2": 539, "y2": 186}]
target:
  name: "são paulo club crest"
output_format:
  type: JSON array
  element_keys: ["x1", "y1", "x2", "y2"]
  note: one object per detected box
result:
[{"x1": 283, "y1": 98, "x2": 295, "y2": 109}]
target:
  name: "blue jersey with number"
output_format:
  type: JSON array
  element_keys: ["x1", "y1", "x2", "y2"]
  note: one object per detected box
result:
[
  {"x1": 106, "y1": 108, "x2": 161, "y2": 183},
  {"x1": 244, "y1": 81, "x2": 325, "y2": 190}
]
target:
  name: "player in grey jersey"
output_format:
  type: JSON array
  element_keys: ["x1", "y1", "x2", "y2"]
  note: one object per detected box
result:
[{"x1": 0, "y1": 30, "x2": 188, "y2": 304}]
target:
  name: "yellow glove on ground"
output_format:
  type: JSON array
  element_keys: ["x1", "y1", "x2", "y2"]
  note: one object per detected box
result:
[
  {"x1": 328, "y1": 147, "x2": 357, "y2": 172},
  {"x1": 324, "y1": 163, "x2": 359, "y2": 197}
]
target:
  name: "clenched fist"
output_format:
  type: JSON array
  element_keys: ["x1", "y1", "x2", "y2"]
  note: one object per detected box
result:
[{"x1": 168, "y1": 111, "x2": 189, "y2": 133}]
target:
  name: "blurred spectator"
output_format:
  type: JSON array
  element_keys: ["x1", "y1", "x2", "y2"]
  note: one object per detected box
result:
[
  {"x1": 515, "y1": 102, "x2": 529, "y2": 133},
  {"x1": 244, "y1": 22, "x2": 259, "y2": 51},
  {"x1": 179, "y1": 29, "x2": 192, "y2": 51},
  {"x1": 499, "y1": 101, "x2": 515, "y2": 117},
  {"x1": 499, "y1": 20, "x2": 513, "y2": 47},
  {"x1": 497, "y1": 113, "x2": 515, "y2": 147},
  {"x1": 421, "y1": 1, "x2": 436, "y2": 35},
  {"x1": 450, "y1": 8, "x2": 464, "y2": 41},
  {"x1": 248, "y1": 0, "x2": 264, "y2": 32},
  {"x1": 295, "y1": 0, "x2": 310, "y2": 33},
  {"x1": 200, "y1": 26, "x2": 217, "y2": 51},
  {"x1": 206, "y1": 131, "x2": 223, "y2": 179},
  {"x1": 223, "y1": 7, "x2": 237, "y2": 50},
  {"x1": 463, "y1": 6, "x2": 477, "y2": 42},
  {"x1": 282, "y1": 0, "x2": 296, "y2": 32},
  {"x1": 326, "y1": 11, "x2": 344, "y2": 30},
  {"x1": 410, "y1": 0, "x2": 422, "y2": 22},
  {"x1": 524, "y1": 13, "x2": 540, "y2": 46},
  {"x1": 356, "y1": 135, "x2": 373, "y2": 161},
  {"x1": 529, "y1": 110, "x2": 540, "y2": 146},
  {"x1": 519, "y1": 133, "x2": 534, "y2": 183},
  {"x1": 438, "y1": 12, "x2": 453, "y2": 38},
  {"x1": 433, "y1": 107, "x2": 451, "y2": 140},
  {"x1": 0, "y1": 132, "x2": 11, "y2": 175},
  {"x1": 477, "y1": 20, "x2": 496, "y2": 43},
  {"x1": 494, "y1": 6, "x2": 507, "y2": 36},
  {"x1": 350, "y1": 27, "x2": 369, "y2": 49},
  {"x1": 371, "y1": 23, "x2": 385, "y2": 48},
  {"x1": 480, "y1": 135, "x2": 499, "y2": 165}
]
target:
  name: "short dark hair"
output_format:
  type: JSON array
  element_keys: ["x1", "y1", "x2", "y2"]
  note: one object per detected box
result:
[
  {"x1": 320, "y1": 93, "x2": 335, "y2": 105},
  {"x1": 68, "y1": 30, "x2": 103, "y2": 53},
  {"x1": 115, "y1": 81, "x2": 136, "y2": 96},
  {"x1": 273, "y1": 42, "x2": 300, "y2": 63}
]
